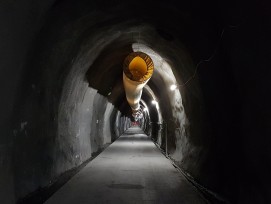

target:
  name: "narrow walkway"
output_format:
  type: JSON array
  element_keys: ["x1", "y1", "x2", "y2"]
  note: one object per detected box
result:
[{"x1": 45, "y1": 127, "x2": 208, "y2": 204}]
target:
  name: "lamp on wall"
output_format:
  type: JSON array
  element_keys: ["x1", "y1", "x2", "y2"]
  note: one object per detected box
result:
[{"x1": 170, "y1": 84, "x2": 177, "y2": 91}]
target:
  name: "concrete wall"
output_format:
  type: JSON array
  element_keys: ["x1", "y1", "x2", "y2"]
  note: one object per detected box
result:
[
  {"x1": 11, "y1": 68, "x2": 129, "y2": 201},
  {"x1": 0, "y1": 1, "x2": 131, "y2": 201}
]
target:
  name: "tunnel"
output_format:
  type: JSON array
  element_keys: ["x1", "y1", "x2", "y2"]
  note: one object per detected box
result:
[{"x1": 1, "y1": 0, "x2": 271, "y2": 203}]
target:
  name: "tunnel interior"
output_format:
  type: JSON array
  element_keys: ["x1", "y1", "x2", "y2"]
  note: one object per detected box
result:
[{"x1": 1, "y1": 0, "x2": 271, "y2": 203}]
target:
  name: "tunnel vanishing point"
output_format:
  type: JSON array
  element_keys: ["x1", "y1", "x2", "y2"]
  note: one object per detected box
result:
[{"x1": 1, "y1": 0, "x2": 271, "y2": 203}]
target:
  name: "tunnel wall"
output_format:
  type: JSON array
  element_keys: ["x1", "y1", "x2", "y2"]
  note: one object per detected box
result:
[
  {"x1": 139, "y1": 45, "x2": 206, "y2": 189},
  {"x1": 11, "y1": 77, "x2": 130, "y2": 202},
  {"x1": 0, "y1": 1, "x2": 58, "y2": 203},
  {"x1": 12, "y1": 77, "x2": 129, "y2": 202},
  {"x1": 194, "y1": 13, "x2": 271, "y2": 202},
  {"x1": 57, "y1": 75, "x2": 124, "y2": 176},
  {"x1": 0, "y1": 1, "x2": 132, "y2": 202}
]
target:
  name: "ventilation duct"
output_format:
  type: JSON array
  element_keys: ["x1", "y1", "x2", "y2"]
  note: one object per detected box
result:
[{"x1": 123, "y1": 52, "x2": 154, "y2": 119}]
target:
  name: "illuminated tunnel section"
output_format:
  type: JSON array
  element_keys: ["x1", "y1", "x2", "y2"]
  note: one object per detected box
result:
[{"x1": 1, "y1": 0, "x2": 271, "y2": 204}]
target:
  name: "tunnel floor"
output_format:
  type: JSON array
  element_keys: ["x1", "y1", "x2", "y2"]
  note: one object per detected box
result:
[{"x1": 45, "y1": 126, "x2": 208, "y2": 204}]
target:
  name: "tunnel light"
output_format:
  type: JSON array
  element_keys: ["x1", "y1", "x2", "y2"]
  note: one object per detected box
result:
[
  {"x1": 143, "y1": 107, "x2": 148, "y2": 112},
  {"x1": 170, "y1": 84, "x2": 177, "y2": 91}
]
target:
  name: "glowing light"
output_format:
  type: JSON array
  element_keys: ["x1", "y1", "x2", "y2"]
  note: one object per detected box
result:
[
  {"x1": 152, "y1": 100, "x2": 158, "y2": 105},
  {"x1": 170, "y1": 84, "x2": 177, "y2": 91},
  {"x1": 143, "y1": 107, "x2": 148, "y2": 112}
]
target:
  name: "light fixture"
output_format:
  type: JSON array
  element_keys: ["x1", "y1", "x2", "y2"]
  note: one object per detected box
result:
[
  {"x1": 170, "y1": 84, "x2": 177, "y2": 91},
  {"x1": 143, "y1": 107, "x2": 148, "y2": 112}
]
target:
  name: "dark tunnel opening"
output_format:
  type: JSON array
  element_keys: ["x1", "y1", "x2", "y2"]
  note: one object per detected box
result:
[{"x1": 1, "y1": 0, "x2": 271, "y2": 203}]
